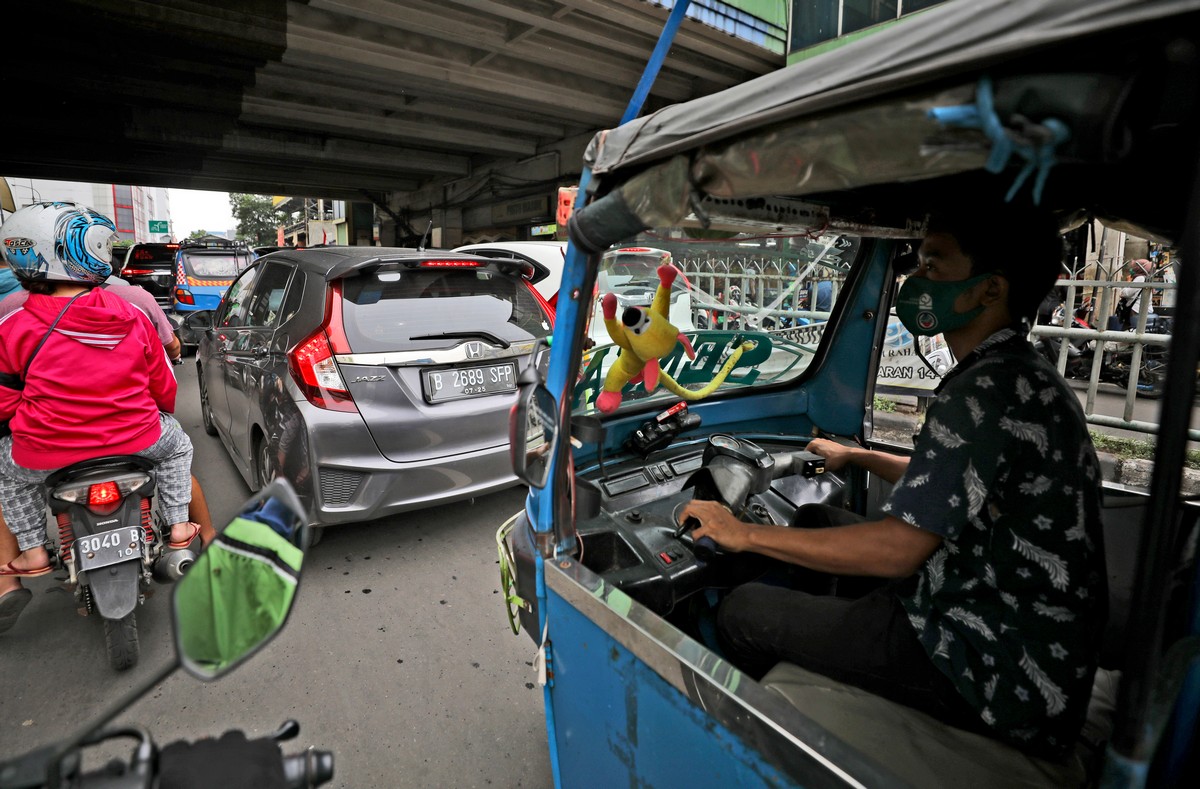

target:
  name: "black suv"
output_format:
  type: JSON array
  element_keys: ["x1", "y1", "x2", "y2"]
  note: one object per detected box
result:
[{"x1": 116, "y1": 241, "x2": 180, "y2": 308}]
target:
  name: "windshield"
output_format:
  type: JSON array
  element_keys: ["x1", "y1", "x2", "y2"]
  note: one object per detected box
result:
[
  {"x1": 575, "y1": 231, "x2": 863, "y2": 414},
  {"x1": 339, "y1": 267, "x2": 553, "y2": 353},
  {"x1": 183, "y1": 252, "x2": 247, "y2": 278}
]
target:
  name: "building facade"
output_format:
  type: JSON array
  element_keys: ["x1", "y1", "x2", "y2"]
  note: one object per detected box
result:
[{"x1": 3, "y1": 178, "x2": 174, "y2": 244}]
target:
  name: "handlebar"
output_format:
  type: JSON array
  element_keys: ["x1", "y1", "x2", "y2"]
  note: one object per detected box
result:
[
  {"x1": 155, "y1": 727, "x2": 334, "y2": 789},
  {"x1": 0, "y1": 724, "x2": 336, "y2": 789},
  {"x1": 281, "y1": 748, "x2": 336, "y2": 788}
]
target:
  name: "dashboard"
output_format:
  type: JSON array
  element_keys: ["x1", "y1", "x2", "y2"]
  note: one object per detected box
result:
[{"x1": 574, "y1": 436, "x2": 847, "y2": 615}]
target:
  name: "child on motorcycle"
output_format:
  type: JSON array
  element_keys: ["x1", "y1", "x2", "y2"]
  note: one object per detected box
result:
[{"x1": 0, "y1": 202, "x2": 200, "y2": 581}]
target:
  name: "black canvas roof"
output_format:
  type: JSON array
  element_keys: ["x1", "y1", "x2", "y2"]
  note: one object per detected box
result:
[{"x1": 588, "y1": 0, "x2": 1200, "y2": 178}]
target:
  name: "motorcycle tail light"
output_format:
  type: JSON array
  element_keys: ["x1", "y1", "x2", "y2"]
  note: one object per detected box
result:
[
  {"x1": 51, "y1": 472, "x2": 152, "y2": 505},
  {"x1": 89, "y1": 482, "x2": 121, "y2": 506}
]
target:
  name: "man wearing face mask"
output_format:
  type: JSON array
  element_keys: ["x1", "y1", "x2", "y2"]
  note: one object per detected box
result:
[{"x1": 679, "y1": 203, "x2": 1107, "y2": 758}]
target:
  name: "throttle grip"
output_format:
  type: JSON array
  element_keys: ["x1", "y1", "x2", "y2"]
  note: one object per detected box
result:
[
  {"x1": 282, "y1": 749, "x2": 335, "y2": 788},
  {"x1": 693, "y1": 535, "x2": 718, "y2": 561}
]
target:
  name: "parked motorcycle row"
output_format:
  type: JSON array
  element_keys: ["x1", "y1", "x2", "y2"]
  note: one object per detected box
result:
[{"x1": 1031, "y1": 303, "x2": 1174, "y2": 398}]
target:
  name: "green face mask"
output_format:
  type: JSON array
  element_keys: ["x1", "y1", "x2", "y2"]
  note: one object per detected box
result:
[{"x1": 896, "y1": 273, "x2": 991, "y2": 337}]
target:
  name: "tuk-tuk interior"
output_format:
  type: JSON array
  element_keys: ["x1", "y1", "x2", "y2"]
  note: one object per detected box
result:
[{"x1": 507, "y1": 2, "x2": 1200, "y2": 787}]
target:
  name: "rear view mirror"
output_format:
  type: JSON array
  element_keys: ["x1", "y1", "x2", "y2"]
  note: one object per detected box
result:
[
  {"x1": 183, "y1": 310, "x2": 214, "y2": 330},
  {"x1": 518, "y1": 337, "x2": 553, "y2": 387},
  {"x1": 172, "y1": 477, "x2": 309, "y2": 681},
  {"x1": 510, "y1": 384, "x2": 559, "y2": 489}
]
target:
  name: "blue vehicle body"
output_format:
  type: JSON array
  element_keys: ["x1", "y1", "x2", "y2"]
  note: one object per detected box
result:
[
  {"x1": 172, "y1": 241, "x2": 255, "y2": 315},
  {"x1": 501, "y1": 1, "x2": 1200, "y2": 788}
]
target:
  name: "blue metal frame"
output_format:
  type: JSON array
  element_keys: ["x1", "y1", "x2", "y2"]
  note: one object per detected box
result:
[{"x1": 530, "y1": 3, "x2": 693, "y2": 784}]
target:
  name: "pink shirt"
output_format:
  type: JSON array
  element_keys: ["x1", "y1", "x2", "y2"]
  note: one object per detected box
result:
[{"x1": 0, "y1": 288, "x2": 176, "y2": 470}]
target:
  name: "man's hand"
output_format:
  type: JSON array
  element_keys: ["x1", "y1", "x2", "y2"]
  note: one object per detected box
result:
[
  {"x1": 806, "y1": 438, "x2": 910, "y2": 485},
  {"x1": 805, "y1": 438, "x2": 856, "y2": 472},
  {"x1": 678, "y1": 500, "x2": 755, "y2": 553}
]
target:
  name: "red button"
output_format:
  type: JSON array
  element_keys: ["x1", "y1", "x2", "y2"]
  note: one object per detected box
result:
[{"x1": 659, "y1": 552, "x2": 673, "y2": 565}]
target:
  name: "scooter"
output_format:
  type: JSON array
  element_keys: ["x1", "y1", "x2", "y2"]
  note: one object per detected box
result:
[
  {"x1": 42, "y1": 455, "x2": 196, "y2": 671},
  {"x1": 0, "y1": 478, "x2": 334, "y2": 789}
]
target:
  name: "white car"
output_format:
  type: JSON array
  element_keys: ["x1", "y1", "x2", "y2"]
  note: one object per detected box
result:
[
  {"x1": 452, "y1": 241, "x2": 567, "y2": 308},
  {"x1": 591, "y1": 246, "x2": 701, "y2": 342}
]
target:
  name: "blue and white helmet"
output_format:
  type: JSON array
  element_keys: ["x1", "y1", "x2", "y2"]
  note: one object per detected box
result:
[{"x1": 1, "y1": 201, "x2": 116, "y2": 284}]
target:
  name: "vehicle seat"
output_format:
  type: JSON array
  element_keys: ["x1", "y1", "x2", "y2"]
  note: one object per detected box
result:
[{"x1": 760, "y1": 662, "x2": 1118, "y2": 788}]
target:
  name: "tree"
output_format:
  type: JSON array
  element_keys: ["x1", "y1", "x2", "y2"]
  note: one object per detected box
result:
[
  {"x1": 186, "y1": 229, "x2": 208, "y2": 241},
  {"x1": 229, "y1": 193, "x2": 284, "y2": 245}
]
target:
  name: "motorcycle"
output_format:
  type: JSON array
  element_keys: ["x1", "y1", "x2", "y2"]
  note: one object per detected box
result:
[
  {"x1": 41, "y1": 455, "x2": 197, "y2": 671},
  {"x1": 0, "y1": 478, "x2": 335, "y2": 789},
  {"x1": 1034, "y1": 308, "x2": 1171, "y2": 396},
  {"x1": 1033, "y1": 310, "x2": 1097, "y2": 380},
  {"x1": 1101, "y1": 311, "x2": 1173, "y2": 397}
]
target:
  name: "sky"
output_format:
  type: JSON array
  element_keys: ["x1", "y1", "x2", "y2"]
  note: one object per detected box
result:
[{"x1": 168, "y1": 189, "x2": 235, "y2": 238}]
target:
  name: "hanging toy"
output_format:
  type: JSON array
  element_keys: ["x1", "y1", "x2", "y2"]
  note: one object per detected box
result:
[{"x1": 596, "y1": 264, "x2": 754, "y2": 414}]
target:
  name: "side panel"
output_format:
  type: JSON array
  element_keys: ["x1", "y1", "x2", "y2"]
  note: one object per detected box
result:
[{"x1": 543, "y1": 560, "x2": 901, "y2": 789}]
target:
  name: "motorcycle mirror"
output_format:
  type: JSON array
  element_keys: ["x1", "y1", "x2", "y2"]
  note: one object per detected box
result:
[
  {"x1": 510, "y1": 383, "x2": 560, "y2": 489},
  {"x1": 172, "y1": 477, "x2": 310, "y2": 681},
  {"x1": 34, "y1": 478, "x2": 312, "y2": 784}
]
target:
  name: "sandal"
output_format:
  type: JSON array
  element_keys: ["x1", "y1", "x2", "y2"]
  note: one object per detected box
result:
[
  {"x1": 167, "y1": 522, "x2": 202, "y2": 550},
  {"x1": 0, "y1": 587, "x2": 33, "y2": 634},
  {"x1": 0, "y1": 560, "x2": 52, "y2": 578}
]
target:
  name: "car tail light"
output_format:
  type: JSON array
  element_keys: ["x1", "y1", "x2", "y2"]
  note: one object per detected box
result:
[
  {"x1": 287, "y1": 283, "x2": 357, "y2": 412},
  {"x1": 419, "y1": 260, "x2": 481, "y2": 268},
  {"x1": 174, "y1": 287, "x2": 195, "y2": 305},
  {"x1": 123, "y1": 268, "x2": 157, "y2": 276}
]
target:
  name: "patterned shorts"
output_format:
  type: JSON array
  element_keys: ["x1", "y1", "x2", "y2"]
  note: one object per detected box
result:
[{"x1": 0, "y1": 413, "x2": 193, "y2": 551}]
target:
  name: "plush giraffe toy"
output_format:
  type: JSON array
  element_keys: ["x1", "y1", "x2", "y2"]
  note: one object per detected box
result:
[{"x1": 596, "y1": 264, "x2": 696, "y2": 414}]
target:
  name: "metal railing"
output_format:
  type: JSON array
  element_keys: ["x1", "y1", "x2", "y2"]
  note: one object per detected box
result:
[
  {"x1": 1029, "y1": 277, "x2": 1197, "y2": 441},
  {"x1": 675, "y1": 262, "x2": 1192, "y2": 441}
]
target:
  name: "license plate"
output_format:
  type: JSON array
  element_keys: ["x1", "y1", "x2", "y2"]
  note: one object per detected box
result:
[
  {"x1": 422, "y1": 362, "x2": 518, "y2": 403},
  {"x1": 75, "y1": 526, "x2": 144, "y2": 572}
]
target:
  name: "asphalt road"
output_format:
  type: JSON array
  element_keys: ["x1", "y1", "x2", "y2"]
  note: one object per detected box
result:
[{"x1": 0, "y1": 361, "x2": 553, "y2": 788}]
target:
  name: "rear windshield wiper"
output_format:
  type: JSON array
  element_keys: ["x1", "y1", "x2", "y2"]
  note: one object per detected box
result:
[{"x1": 410, "y1": 331, "x2": 512, "y2": 349}]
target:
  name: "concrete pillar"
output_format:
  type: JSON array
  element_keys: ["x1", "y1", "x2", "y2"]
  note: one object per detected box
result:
[{"x1": 433, "y1": 206, "x2": 464, "y2": 248}]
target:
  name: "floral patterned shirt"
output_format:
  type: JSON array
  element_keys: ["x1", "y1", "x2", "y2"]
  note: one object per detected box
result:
[{"x1": 882, "y1": 329, "x2": 1108, "y2": 756}]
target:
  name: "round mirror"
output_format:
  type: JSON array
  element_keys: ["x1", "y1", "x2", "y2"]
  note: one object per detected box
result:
[{"x1": 172, "y1": 478, "x2": 309, "y2": 680}]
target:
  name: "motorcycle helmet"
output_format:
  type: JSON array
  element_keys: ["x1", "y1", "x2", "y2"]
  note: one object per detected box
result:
[{"x1": 1, "y1": 201, "x2": 116, "y2": 284}]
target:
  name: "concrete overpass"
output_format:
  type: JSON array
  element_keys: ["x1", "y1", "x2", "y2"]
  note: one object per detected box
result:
[{"x1": 5, "y1": 0, "x2": 783, "y2": 244}]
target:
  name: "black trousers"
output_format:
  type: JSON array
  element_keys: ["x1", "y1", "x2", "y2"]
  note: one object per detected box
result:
[{"x1": 716, "y1": 504, "x2": 985, "y2": 734}]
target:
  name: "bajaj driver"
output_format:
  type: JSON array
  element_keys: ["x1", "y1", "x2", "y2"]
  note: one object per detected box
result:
[{"x1": 679, "y1": 203, "x2": 1107, "y2": 758}]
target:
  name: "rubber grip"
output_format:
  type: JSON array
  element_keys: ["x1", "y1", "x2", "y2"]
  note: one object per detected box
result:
[{"x1": 693, "y1": 535, "x2": 718, "y2": 561}]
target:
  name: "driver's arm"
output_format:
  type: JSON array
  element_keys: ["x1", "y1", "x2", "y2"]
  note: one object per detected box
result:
[
  {"x1": 806, "y1": 438, "x2": 910, "y2": 485},
  {"x1": 681, "y1": 500, "x2": 941, "y2": 578}
]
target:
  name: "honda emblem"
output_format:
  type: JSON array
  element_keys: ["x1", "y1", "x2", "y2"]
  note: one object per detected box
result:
[{"x1": 465, "y1": 342, "x2": 485, "y2": 359}]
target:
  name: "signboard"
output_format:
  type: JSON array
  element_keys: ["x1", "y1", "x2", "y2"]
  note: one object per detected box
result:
[
  {"x1": 530, "y1": 224, "x2": 557, "y2": 237},
  {"x1": 491, "y1": 195, "x2": 549, "y2": 224},
  {"x1": 876, "y1": 314, "x2": 954, "y2": 395},
  {"x1": 148, "y1": 220, "x2": 169, "y2": 233}
]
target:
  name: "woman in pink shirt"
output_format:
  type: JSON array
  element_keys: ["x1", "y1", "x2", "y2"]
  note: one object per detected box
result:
[{"x1": 0, "y1": 202, "x2": 199, "y2": 610}]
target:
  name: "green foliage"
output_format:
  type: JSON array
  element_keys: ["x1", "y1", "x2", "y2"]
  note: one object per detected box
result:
[
  {"x1": 229, "y1": 194, "x2": 285, "y2": 246},
  {"x1": 186, "y1": 229, "x2": 208, "y2": 240},
  {"x1": 1089, "y1": 431, "x2": 1200, "y2": 470},
  {"x1": 873, "y1": 396, "x2": 897, "y2": 413}
]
